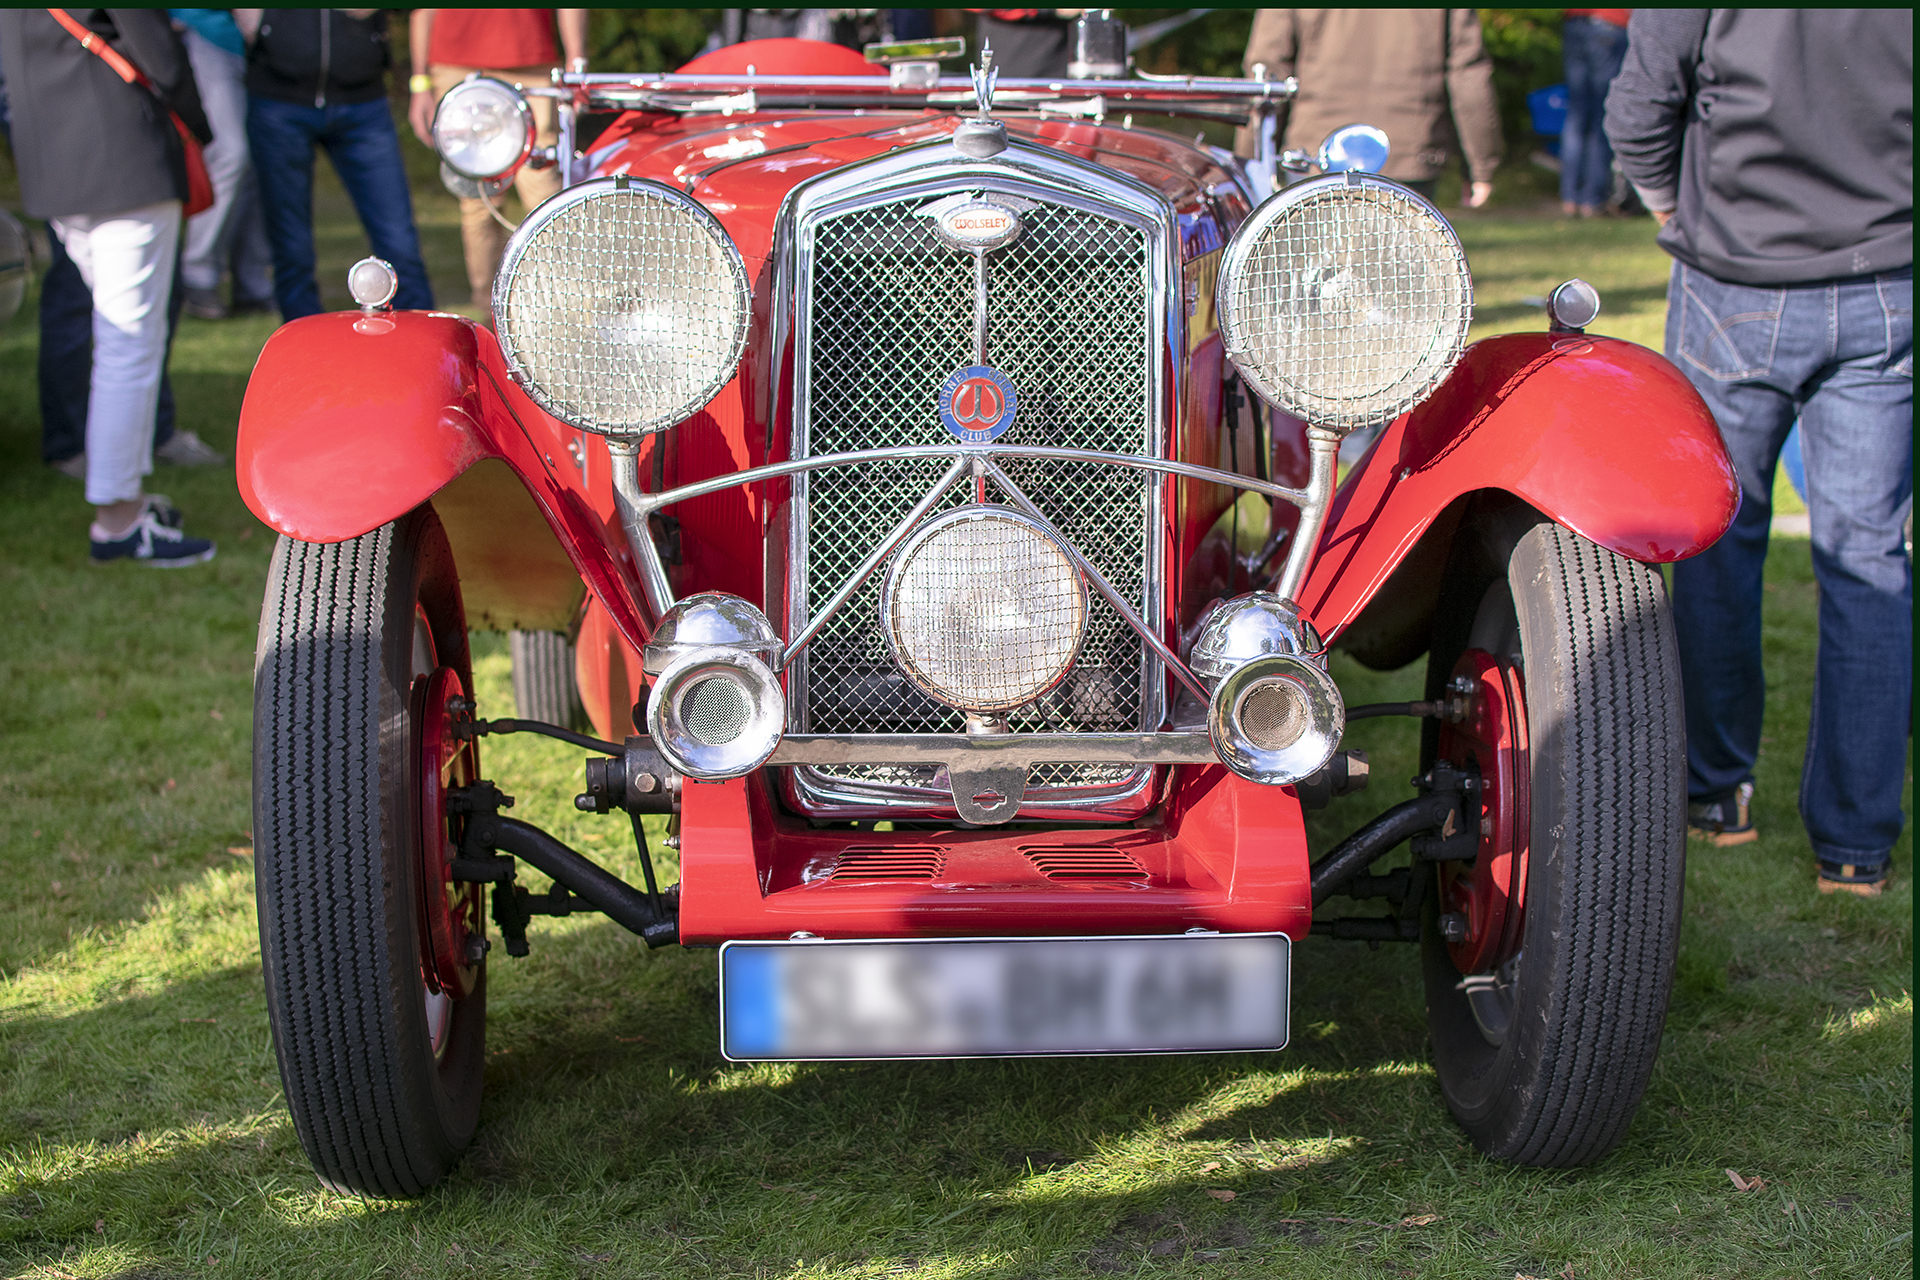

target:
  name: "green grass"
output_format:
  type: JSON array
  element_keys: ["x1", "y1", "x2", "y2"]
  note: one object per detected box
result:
[{"x1": 0, "y1": 131, "x2": 1910, "y2": 1280}]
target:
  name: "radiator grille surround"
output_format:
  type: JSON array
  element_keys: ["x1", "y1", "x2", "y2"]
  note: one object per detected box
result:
[{"x1": 784, "y1": 154, "x2": 1172, "y2": 817}]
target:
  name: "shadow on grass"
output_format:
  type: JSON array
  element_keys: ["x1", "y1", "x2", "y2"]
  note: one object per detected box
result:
[
  {"x1": 1, "y1": 894, "x2": 1908, "y2": 1278},
  {"x1": 0, "y1": 907, "x2": 1453, "y2": 1272}
]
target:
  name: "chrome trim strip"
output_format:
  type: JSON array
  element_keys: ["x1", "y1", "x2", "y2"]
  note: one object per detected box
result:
[
  {"x1": 769, "y1": 731, "x2": 1216, "y2": 767},
  {"x1": 545, "y1": 72, "x2": 1296, "y2": 121}
]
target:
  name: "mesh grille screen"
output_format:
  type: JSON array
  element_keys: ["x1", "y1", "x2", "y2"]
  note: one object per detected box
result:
[
  {"x1": 500, "y1": 187, "x2": 746, "y2": 434},
  {"x1": 684, "y1": 677, "x2": 749, "y2": 745},
  {"x1": 798, "y1": 194, "x2": 1153, "y2": 795},
  {"x1": 1239, "y1": 679, "x2": 1309, "y2": 751},
  {"x1": 1223, "y1": 183, "x2": 1470, "y2": 432}
]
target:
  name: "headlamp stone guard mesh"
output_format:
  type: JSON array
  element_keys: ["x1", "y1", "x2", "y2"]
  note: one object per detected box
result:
[
  {"x1": 1218, "y1": 174, "x2": 1472, "y2": 434},
  {"x1": 495, "y1": 179, "x2": 750, "y2": 436},
  {"x1": 882, "y1": 507, "x2": 1090, "y2": 713}
]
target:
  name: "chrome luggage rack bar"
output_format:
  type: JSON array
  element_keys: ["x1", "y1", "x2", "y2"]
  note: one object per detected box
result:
[
  {"x1": 535, "y1": 69, "x2": 1296, "y2": 124},
  {"x1": 608, "y1": 435, "x2": 1340, "y2": 700}
]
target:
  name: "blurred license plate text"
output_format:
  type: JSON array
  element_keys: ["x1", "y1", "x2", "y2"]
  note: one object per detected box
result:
[{"x1": 720, "y1": 933, "x2": 1290, "y2": 1059}]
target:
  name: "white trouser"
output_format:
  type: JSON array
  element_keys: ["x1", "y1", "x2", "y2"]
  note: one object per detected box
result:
[
  {"x1": 180, "y1": 30, "x2": 271, "y2": 301},
  {"x1": 50, "y1": 201, "x2": 182, "y2": 505}
]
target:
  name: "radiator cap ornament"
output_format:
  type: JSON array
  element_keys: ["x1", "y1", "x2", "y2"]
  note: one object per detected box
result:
[{"x1": 937, "y1": 364, "x2": 1018, "y2": 444}]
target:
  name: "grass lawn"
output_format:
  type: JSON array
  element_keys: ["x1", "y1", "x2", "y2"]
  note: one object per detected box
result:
[{"x1": 0, "y1": 130, "x2": 1909, "y2": 1279}]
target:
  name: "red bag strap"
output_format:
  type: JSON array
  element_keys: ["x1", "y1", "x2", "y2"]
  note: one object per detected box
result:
[{"x1": 46, "y1": 7, "x2": 155, "y2": 91}]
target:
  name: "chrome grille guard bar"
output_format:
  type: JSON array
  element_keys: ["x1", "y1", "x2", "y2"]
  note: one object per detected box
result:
[{"x1": 608, "y1": 434, "x2": 1341, "y2": 698}]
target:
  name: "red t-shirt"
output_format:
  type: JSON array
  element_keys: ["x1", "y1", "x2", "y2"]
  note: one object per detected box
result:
[
  {"x1": 1566, "y1": 9, "x2": 1632, "y2": 28},
  {"x1": 429, "y1": 10, "x2": 558, "y2": 70}
]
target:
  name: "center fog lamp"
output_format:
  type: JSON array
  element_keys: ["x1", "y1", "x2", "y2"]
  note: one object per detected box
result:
[
  {"x1": 1217, "y1": 173, "x2": 1473, "y2": 434},
  {"x1": 494, "y1": 178, "x2": 751, "y2": 436},
  {"x1": 432, "y1": 75, "x2": 534, "y2": 181},
  {"x1": 883, "y1": 506, "x2": 1089, "y2": 713}
]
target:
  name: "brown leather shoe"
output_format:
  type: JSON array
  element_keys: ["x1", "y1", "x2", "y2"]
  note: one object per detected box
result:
[{"x1": 1818, "y1": 862, "x2": 1889, "y2": 896}]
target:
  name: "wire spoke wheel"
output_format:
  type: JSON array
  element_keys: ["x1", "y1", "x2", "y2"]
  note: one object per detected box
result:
[
  {"x1": 1422, "y1": 518, "x2": 1685, "y2": 1167},
  {"x1": 254, "y1": 508, "x2": 487, "y2": 1197}
]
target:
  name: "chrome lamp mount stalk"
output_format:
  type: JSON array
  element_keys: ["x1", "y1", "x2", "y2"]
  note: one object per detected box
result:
[
  {"x1": 608, "y1": 439, "x2": 676, "y2": 621},
  {"x1": 1272, "y1": 425, "x2": 1340, "y2": 605}
]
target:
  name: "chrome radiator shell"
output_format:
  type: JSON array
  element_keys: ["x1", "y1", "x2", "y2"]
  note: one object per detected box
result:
[{"x1": 772, "y1": 142, "x2": 1179, "y2": 820}]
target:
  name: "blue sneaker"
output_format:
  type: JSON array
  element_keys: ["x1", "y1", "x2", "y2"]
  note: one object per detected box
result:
[{"x1": 89, "y1": 507, "x2": 216, "y2": 567}]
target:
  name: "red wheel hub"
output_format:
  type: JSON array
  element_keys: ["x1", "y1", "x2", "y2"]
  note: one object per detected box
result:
[
  {"x1": 1435, "y1": 649, "x2": 1529, "y2": 975},
  {"x1": 413, "y1": 667, "x2": 483, "y2": 997}
]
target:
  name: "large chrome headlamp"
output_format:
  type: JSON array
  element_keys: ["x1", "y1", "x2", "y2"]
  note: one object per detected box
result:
[
  {"x1": 1217, "y1": 174, "x2": 1472, "y2": 433},
  {"x1": 882, "y1": 506, "x2": 1088, "y2": 713},
  {"x1": 432, "y1": 75, "x2": 533, "y2": 181},
  {"x1": 494, "y1": 178, "x2": 751, "y2": 437}
]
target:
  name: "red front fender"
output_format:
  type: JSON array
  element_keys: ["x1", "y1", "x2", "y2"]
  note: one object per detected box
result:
[
  {"x1": 237, "y1": 311, "x2": 653, "y2": 650},
  {"x1": 238, "y1": 313, "x2": 490, "y2": 542},
  {"x1": 1299, "y1": 332, "x2": 1739, "y2": 644}
]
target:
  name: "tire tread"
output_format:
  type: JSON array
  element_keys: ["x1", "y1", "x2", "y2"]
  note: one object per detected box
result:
[
  {"x1": 255, "y1": 524, "x2": 468, "y2": 1197},
  {"x1": 1508, "y1": 525, "x2": 1684, "y2": 1166}
]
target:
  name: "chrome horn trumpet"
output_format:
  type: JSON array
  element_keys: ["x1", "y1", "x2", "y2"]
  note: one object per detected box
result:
[
  {"x1": 1189, "y1": 592, "x2": 1344, "y2": 786},
  {"x1": 643, "y1": 594, "x2": 785, "y2": 780}
]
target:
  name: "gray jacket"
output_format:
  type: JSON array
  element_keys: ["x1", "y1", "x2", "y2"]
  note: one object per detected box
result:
[
  {"x1": 0, "y1": 8, "x2": 211, "y2": 220},
  {"x1": 1605, "y1": 9, "x2": 1911, "y2": 286}
]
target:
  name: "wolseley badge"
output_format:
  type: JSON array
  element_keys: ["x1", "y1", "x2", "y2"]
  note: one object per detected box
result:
[
  {"x1": 937, "y1": 365, "x2": 1018, "y2": 444},
  {"x1": 930, "y1": 198, "x2": 1024, "y2": 251}
]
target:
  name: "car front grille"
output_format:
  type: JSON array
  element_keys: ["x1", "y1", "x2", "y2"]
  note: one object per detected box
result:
[{"x1": 791, "y1": 191, "x2": 1158, "y2": 806}]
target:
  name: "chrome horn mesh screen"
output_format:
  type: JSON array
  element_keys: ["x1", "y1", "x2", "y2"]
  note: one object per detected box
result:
[
  {"x1": 796, "y1": 194, "x2": 1154, "y2": 798},
  {"x1": 1219, "y1": 177, "x2": 1471, "y2": 433},
  {"x1": 496, "y1": 180, "x2": 749, "y2": 436}
]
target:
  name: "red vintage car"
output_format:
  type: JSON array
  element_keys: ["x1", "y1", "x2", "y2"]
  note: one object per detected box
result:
[{"x1": 237, "y1": 30, "x2": 1738, "y2": 1197}]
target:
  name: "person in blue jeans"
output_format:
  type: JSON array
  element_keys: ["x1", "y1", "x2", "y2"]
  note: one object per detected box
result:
[
  {"x1": 235, "y1": 9, "x2": 431, "y2": 320},
  {"x1": 1558, "y1": 10, "x2": 1629, "y2": 217},
  {"x1": 1608, "y1": 10, "x2": 1912, "y2": 896}
]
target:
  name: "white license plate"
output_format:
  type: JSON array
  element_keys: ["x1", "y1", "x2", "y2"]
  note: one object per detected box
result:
[{"x1": 719, "y1": 933, "x2": 1290, "y2": 1060}]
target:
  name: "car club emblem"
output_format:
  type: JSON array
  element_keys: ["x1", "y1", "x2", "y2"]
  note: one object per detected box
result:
[{"x1": 937, "y1": 364, "x2": 1019, "y2": 444}]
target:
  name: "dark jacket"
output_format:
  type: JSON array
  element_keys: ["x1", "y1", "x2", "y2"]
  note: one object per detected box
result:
[
  {"x1": 0, "y1": 8, "x2": 210, "y2": 220},
  {"x1": 1605, "y1": 9, "x2": 1912, "y2": 286},
  {"x1": 246, "y1": 9, "x2": 392, "y2": 108}
]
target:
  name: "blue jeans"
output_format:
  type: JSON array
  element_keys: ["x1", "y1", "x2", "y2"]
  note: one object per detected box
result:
[
  {"x1": 246, "y1": 95, "x2": 433, "y2": 320},
  {"x1": 38, "y1": 225, "x2": 178, "y2": 463},
  {"x1": 1668, "y1": 262, "x2": 1913, "y2": 873},
  {"x1": 1560, "y1": 16, "x2": 1627, "y2": 209}
]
